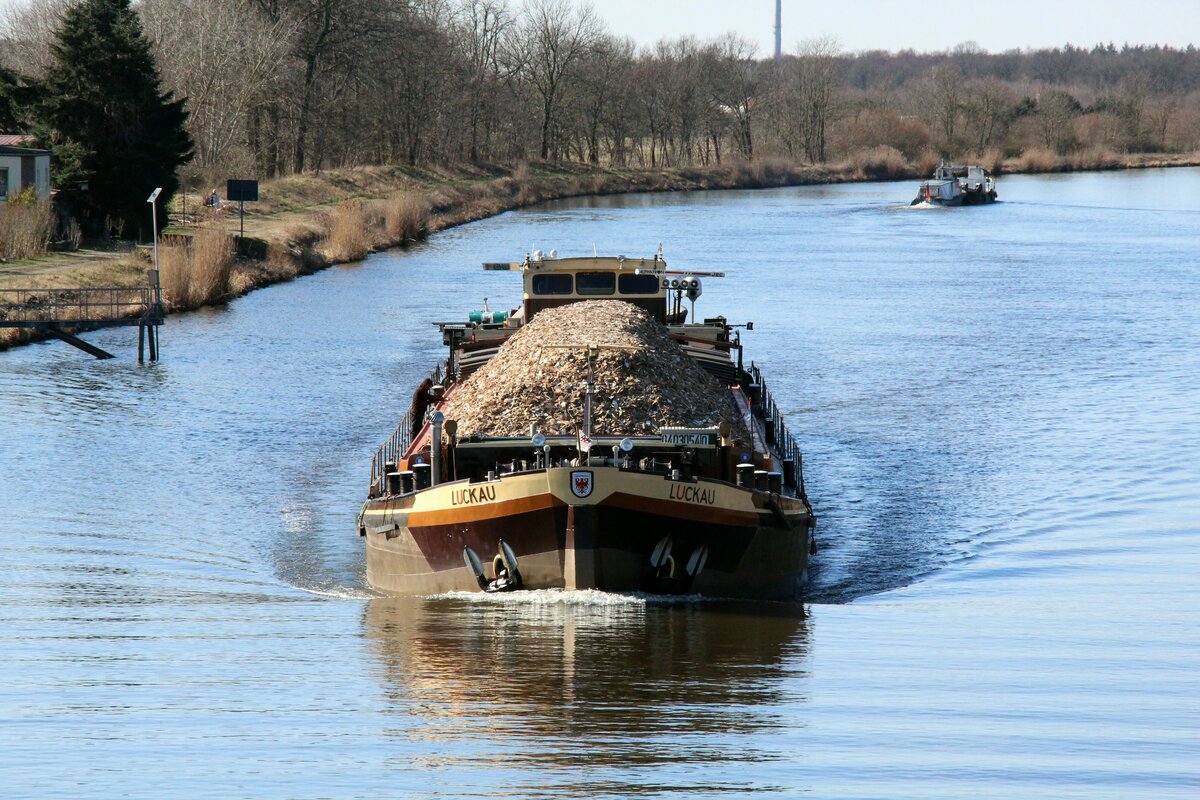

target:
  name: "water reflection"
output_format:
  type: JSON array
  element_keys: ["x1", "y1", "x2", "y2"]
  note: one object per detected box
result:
[{"x1": 365, "y1": 595, "x2": 809, "y2": 783}]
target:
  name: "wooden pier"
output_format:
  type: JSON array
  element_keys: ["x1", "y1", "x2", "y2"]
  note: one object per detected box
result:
[{"x1": 0, "y1": 280, "x2": 164, "y2": 360}]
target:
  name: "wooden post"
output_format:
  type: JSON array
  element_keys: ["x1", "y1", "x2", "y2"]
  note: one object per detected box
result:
[{"x1": 138, "y1": 322, "x2": 145, "y2": 363}]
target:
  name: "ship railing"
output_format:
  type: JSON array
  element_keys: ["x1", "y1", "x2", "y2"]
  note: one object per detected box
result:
[
  {"x1": 369, "y1": 409, "x2": 413, "y2": 497},
  {"x1": 748, "y1": 361, "x2": 806, "y2": 497},
  {"x1": 368, "y1": 360, "x2": 448, "y2": 496}
]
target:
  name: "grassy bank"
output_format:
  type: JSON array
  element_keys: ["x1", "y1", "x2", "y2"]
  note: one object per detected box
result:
[{"x1": 4, "y1": 150, "x2": 1199, "y2": 352}]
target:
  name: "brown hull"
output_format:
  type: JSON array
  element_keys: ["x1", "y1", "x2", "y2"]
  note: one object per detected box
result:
[{"x1": 361, "y1": 467, "x2": 811, "y2": 600}]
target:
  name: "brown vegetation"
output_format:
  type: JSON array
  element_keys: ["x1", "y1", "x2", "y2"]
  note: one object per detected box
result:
[
  {"x1": 159, "y1": 226, "x2": 233, "y2": 309},
  {"x1": 320, "y1": 200, "x2": 372, "y2": 263},
  {"x1": 383, "y1": 191, "x2": 429, "y2": 243},
  {"x1": 0, "y1": 199, "x2": 54, "y2": 261}
]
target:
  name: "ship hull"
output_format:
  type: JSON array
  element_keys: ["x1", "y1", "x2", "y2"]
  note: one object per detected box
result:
[{"x1": 360, "y1": 466, "x2": 812, "y2": 601}]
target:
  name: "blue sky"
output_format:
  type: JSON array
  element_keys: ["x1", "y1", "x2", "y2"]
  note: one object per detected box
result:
[
  {"x1": 593, "y1": 0, "x2": 1199, "y2": 54},
  {"x1": 1, "y1": 0, "x2": 1196, "y2": 55}
]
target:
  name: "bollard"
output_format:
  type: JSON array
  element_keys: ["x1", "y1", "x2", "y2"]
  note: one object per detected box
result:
[
  {"x1": 754, "y1": 470, "x2": 769, "y2": 491},
  {"x1": 782, "y1": 458, "x2": 796, "y2": 488},
  {"x1": 412, "y1": 463, "x2": 432, "y2": 490},
  {"x1": 399, "y1": 470, "x2": 415, "y2": 494},
  {"x1": 736, "y1": 463, "x2": 756, "y2": 488},
  {"x1": 767, "y1": 472, "x2": 782, "y2": 494}
]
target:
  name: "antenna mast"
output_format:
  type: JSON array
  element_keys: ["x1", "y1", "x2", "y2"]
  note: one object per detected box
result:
[{"x1": 774, "y1": 0, "x2": 782, "y2": 59}]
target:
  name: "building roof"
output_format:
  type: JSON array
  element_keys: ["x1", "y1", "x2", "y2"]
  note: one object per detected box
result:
[
  {"x1": 0, "y1": 144, "x2": 51, "y2": 156},
  {"x1": 0, "y1": 134, "x2": 35, "y2": 146}
]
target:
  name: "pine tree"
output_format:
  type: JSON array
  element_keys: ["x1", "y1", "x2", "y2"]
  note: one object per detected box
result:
[
  {"x1": 0, "y1": 66, "x2": 35, "y2": 132},
  {"x1": 39, "y1": 0, "x2": 193, "y2": 238}
]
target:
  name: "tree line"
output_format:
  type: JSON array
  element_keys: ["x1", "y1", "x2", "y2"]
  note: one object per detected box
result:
[{"x1": 3, "y1": 0, "x2": 1200, "y2": 233}]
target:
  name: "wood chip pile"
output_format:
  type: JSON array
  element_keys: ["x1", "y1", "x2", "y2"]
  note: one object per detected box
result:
[{"x1": 443, "y1": 300, "x2": 745, "y2": 438}]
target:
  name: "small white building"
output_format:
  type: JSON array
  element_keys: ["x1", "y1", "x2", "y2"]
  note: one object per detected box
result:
[{"x1": 0, "y1": 144, "x2": 52, "y2": 203}]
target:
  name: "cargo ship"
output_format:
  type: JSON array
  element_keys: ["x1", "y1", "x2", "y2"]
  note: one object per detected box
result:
[
  {"x1": 357, "y1": 249, "x2": 816, "y2": 600},
  {"x1": 912, "y1": 161, "x2": 998, "y2": 205}
]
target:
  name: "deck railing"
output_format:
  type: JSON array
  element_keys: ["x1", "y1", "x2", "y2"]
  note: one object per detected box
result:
[
  {"x1": 368, "y1": 360, "x2": 448, "y2": 495},
  {"x1": 748, "y1": 361, "x2": 807, "y2": 498}
]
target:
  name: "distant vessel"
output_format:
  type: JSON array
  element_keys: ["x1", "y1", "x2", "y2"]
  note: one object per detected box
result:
[{"x1": 912, "y1": 162, "x2": 997, "y2": 206}]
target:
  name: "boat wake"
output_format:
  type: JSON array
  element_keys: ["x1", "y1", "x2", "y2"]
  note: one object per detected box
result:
[
  {"x1": 295, "y1": 584, "x2": 377, "y2": 601},
  {"x1": 426, "y1": 588, "x2": 714, "y2": 606}
]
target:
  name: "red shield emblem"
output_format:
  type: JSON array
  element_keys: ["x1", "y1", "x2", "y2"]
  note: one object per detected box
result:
[{"x1": 570, "y1": 470, "x2": 593, "y2": 498}]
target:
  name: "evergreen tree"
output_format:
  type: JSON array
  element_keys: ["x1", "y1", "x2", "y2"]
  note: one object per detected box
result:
[
  {"x1": 0, "y1": 66, "x2": 35, "y2": 132},
  {"x1": 39, "y1": 0, "x2": 192, "y2": 238}
]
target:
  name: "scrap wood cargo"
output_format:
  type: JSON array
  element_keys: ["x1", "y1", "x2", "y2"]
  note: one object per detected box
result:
[
  {"x1": 443, "y1": 300, "x2": 749, "y2": 440},
  {"x1": 358, "y1": 250, "x2": 816, "y2": 600}
]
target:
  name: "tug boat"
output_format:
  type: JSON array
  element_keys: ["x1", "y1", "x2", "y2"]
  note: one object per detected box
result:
[
  {"x1": 357, "y1": 250, "x2": 816, "y2": 600},
  {"x1": 912, "y1": 162, "x2": 998, "y2": 206}
]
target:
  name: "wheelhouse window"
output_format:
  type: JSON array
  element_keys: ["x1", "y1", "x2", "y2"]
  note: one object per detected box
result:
[
  {"x1": 576, "y1": 272, "x2": 615, "y2": 295},
  {"x1": 531, "y1": 273, "x2": 573, "y2": 295},
  {"x1": 618, "y1": 274, "x2": 661, "y2": 295}
]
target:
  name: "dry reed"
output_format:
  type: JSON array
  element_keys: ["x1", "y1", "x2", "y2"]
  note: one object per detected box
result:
[
  {"x1": 382, "y1": 191, "x2": 429, "y2": 243},
  {"x1": 0, "y1": 200, "x2": 55, "y2": 261},
  {"x1": 1014, "y1": 146, "x2": 1059, "y2": 173},
  {"x1": 158, "y1": 227, "x2": 234, "y2": 309},
  {"x1": 158, "y1": 242, "x2": 192, "y2": 307},
  {"x1": 190, "y1": 227, "x2": 234, "y2": 303},
  {"x1": 1067, "y1": 147, "x2": 1122, "y2": 171},
  {"x1": 849, "y1": 146, "x2": 909, "y2": 179},
  {"x1": 322, "y1": 200, "x2": 371, "y2": 262},
  {"x1": 915, "y1": 151, "x2": 942, "y2": 176}
]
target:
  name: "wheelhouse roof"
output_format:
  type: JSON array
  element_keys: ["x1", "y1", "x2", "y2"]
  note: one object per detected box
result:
[{"x1": 484, "y1": 254, "x2": 666, "y2": 273}]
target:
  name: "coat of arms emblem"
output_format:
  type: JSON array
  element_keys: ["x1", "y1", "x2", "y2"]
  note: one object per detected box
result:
[{"x1": 570, "y1": 470, "x2": 593, "y2": 498}]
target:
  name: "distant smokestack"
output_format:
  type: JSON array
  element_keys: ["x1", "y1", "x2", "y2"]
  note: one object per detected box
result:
[{"x1": 774, "y1": 0, "x2": 782, "y2": 59}]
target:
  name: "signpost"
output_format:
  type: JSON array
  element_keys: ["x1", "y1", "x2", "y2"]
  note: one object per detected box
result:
[{"x1": 225, "y1": 179, "x2": 259, "y2": 242}]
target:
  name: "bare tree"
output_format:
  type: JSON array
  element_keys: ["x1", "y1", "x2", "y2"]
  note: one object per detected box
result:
[
  {"x1": 452, "y1": 0, "x2": 516, "y2": 162},
  {"x1": 575, "y1": 34, "x2": 632, "y2": 164},
  {"x1": 658, "y1": 37, "x2": 708, "y2": 166},
  {"x1": 1146, "y1": 93, "x2": 1179, "y2": 151},
  {"x1": 924, "y1": 64, "x2": 965, "y2": 152},
  {"x1": 789, "y1": 35, "x2": 841, "y2": 163},
  {"x1": 517, "y1": 0, "x2": 601, "y2": 160},
  {"x1": 962, "y1": 76, "x2": 1015, "y2": 151},
  {"x1": 708, "y1": 34, "x2": 759, "y2": 160},
  {"x1": 141, "y1": 0, "x2": 296, "y2": 170},
  {"x1": 1035, "y1": 87, "x2": 1080, "y2": 152},
  {"x1": 0, "y1": 0, "x2": 70, "y2": 77}
]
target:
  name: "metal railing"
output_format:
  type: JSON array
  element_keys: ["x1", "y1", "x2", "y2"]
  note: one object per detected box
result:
[
  {"x1": 0, "y1": 286, "x2": 163, "y2": 329},
  {"x1": 368, "y1": 360, "x2": 448, "y2": 495},
  {"x1": 748, "y1": 361, "x2": 806, "y2": 498}
]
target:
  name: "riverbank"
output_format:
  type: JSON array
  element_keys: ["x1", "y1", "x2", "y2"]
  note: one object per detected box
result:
[{"x1": 3, "y1": 150, "x2": 1198, "y2": 351}]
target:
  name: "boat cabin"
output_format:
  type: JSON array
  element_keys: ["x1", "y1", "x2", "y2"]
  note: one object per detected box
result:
[
  {"x1": 485, "y1": 252, "x2": 674, "y2": 324},
  {"x1": 933, "y1": 163, "x2": 992, "y2": 192}
]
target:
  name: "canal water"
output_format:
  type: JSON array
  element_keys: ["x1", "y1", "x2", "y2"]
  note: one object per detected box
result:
[{"x1": 2, "y1": 169, "x2": 1198, "y2": 798}]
